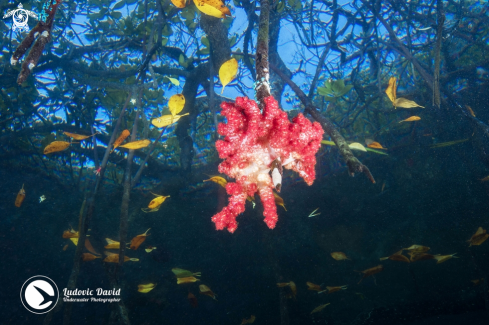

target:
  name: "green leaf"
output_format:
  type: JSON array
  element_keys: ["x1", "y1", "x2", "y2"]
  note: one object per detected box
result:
[
  {"x1": 110, "y1": 11, "x2": 122, "y2": 19},
  {"x1": 162, "y1": 24, "x2": 173, "y2": 36},
  {"x1": 201, "y1": 36, "x2": 210, "y2": 48},
  {"x1": 287, "y1": 0, "x2": 302, "y2": 11},
  {"x1": 229, "y1": 35, "x2": 237, "y2": 47},
  {"x1": 317, "y1": 79, "x2": 353, "y2": 98},
  {"x1": 113, "y1": 1, "x2": 125, "y2": 10},
  {"x1": 178, "y1": 54, "x2": 188, "y2": 68},
  {"x1": 277, "y1": 0, "x2": 285, "y2": 12},
  {"x1": 162, "y1": 38, "x2": 168, "y2": 46},
  {"x1": 167, "y1": 77, "x2": 180, "y2": 86}
]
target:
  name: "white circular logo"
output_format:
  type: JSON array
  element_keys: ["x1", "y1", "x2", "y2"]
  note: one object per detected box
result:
[{"x1": 20, "y1": 275, "x2": 59, "y2": 314}]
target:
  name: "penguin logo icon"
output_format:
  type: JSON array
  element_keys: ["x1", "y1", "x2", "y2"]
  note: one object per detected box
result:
[{"x1": 20, "y1": 275, "x2": 59, "y2": 314}]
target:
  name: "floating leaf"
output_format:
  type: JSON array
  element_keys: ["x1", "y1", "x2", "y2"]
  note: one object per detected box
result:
[
  {"x1": 429, "y1": 139, "x2": 469, "y2": 148},
  {"x1": 331, "y1": 252, "x2": 350, "y2": 261},
  {"x1": 219, "y1": 58, "x2": 238, "y2": 94},
  {"x1": 177, "y1": 276, "x2": 200, "y2": 284},
  {"x1": 468, "y1": 227, "x2": 488, "y2": 246},
  {"x1": 148, "y1": 193, "x2": 170, "y2": 209},
  {"x1": 385, "y1": 76, "x2": 423, "y2": 108},
  {"x1": 172, "y1": 268, "x2": 201, "y2": 278},
  {"x1": 103, "y1": 251, "x2": 139, "y2": 263},
  {"x1": 151, "y1": 113, "x2": 189, "y2": 128},
  {"x1": 385, "y1": 77, "x2": 397, "y2": 103},
  {"x1": 15, "y1": 184, "x2": 25, "y2": 208},
  {"x1": 170, "y1": 0, "x2": 186, "y2": 8},
  {"x1": 130, "y1": 228, "x2": 151, "y2": 250},
  {"x1": 311, "y1": 303, "x2": 330, "y2": 314},
  {"x1": 82, "y1": 253, "x2": 101, "y2": 262},
  {"x1": 138, "y1": 283, "x2": 156, "y2": 293},
  {"x1": 394, "y1": 97, "x2": 424, "y2": 108},
  {"x1": 119, "y1": 139, "x2": 151, "y2": 150},
  {"x1": 193, "y1": 0, "x2": 231, "y2": 18},
  {"x1": 434, "y1": 253, "x2": 458, "y2": 264},
  {"x1": 104, "y1": 238, "x2": 120, "y2": 249},
  {"x1": 399, "y1": 116, "x2": 421, "y2": 123},
  {"x1": 44, "y1": 141, "x2": 71, "y2": 154},
  {"x1": 63, "y1": 132, "x2": 96, "y2": 141},
  {"x1": 168, "y1": 77, "x2": 180, "y2": 86},
  {"x1": 111, "y1": 130, "x2": 130, "y2": 152},
  {"x1": 240, "y1": 315, "x2": 256, "y2": 324},
  {"x1": 273, "y1": 192, "x2": 286, "y2": 211},
  {"x1": 348, "y1": 142, "x2": 367, "y2": 152},
  {"x1": 306, "y1": 282, "x2": 322, "y2": 291},
  {"x1": 169, "y1": 94, "x2": 185, "y2": 116},
  {"x1": 317, "y1": 79, "x2": 353, "y2": 98},
  {"x1": 199, "y1": 284, "x2": 217, "y2": 300},
  {"x1": 365, "y1": 139, "x2": 387, "y2": 149}
]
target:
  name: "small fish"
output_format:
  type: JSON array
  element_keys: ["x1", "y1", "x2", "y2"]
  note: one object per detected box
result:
[
  {"x1": 310, "y1": 303, "x2": 330, "y2": 315},
  {"x1": 62, "y1": 244, "x2": 69, "y2": 251},
  {"x1": 39, "y1": 195, "x2": 46, "y2": 203},
  {"x1": 199, "y1": 284, "x2": 217, "y2": 300},
  {"x1": 147, "y1": 193, "x2": 170, "y2": 210},
  {"x1": 468, "y1": 227, "x2": 488, "y2": 246},
  {"x1": 409, "y1": 252, "x2": 434, "y2": 262},
  {"x1": 356, "y1": 265, "x2": 384, "y2": 284},
  {"x1": 308, "y1": 208, "x2": 320, "y2": 218},
  {"x1": 277, "y1": 281, "x2": 296, "y2": 299},
  {"x1": 129, "y1": 228, "x2": 151, "y2": 250},
  {"x1": 330, "y1": 252, "x2": 350, "y2": 261},
  {"x1": 138, "y1": 283, "x2": 156, "y2": 293},
  {"x1": 480, "y1": 176, "x2": 489, "y2": 182},
  {"x1": 471, "y1": 278, "x2": 484, "y2": 286},
  {"x1": 15, "y1": 184, "x2": 26, "y2": 207},
  {"x1": 403, "y1": 245, "x2": 430, "y2": 253},
  {"x1": 381, "y1": 182, "x2": 386, "y2": 192},
  {"x1": 399, "y1": 116, "x2": 421, "y2": 123}
]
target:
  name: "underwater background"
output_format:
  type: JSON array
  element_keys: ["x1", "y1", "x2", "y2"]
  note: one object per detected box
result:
[{"x1": 1, "y1": 0, "x2": 489, "y2": 324}]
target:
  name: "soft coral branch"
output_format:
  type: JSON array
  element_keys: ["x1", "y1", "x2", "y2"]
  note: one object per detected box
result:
[{"x1": 13, "y1": 0, "x2": 63, "y2": 84}]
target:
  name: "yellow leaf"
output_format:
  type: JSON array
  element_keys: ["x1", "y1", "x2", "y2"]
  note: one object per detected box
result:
[
  {"x1": 385, "y1": 76, "x2": 397, "y2": 103},
  {"x1": 394, "y1": 97, "x2": 424, "y2": 108},
  {"x1": 119, "y1": 139, "x2": 151, "y2": 150},
  {"x1": 63, "y1": 132, "x2": 96, "y2": 140},
  {"x1": 148, "y1": 194, "x2": 170, "y2": 209},
  {"x1": 193, "y1": 0, "x2": 231, "y2": 19},
  {"x1": 138, "y1": 283, "x2": 156, "y2": 293},
  {"x1": 151, "y1": 113, "x2": 189, "y2": 128},
  {"x1": 69, "y1": 238, "x2": 79, "y2": 246},
  {"x1": 169, "y1": 94, "x2": 185, "y2": 116},
  {"x1": 219, "y1": 58, "x2": 238, "y2": 93},
  {"x1": 348, "y1": 142, "x2": 367, "y2": 152},
  {"x1": 44, "y1": 141, "x2": 71, "y2": 154},
  {"x1": 170, "y1": 0, "x2": 186, "y2": 8},
  {"x1": 111, "y1": 130, "x2": 131, "y2": 153}
]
